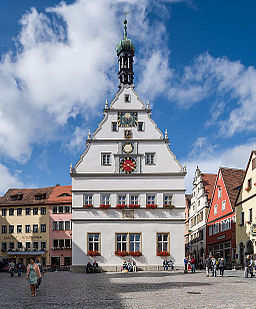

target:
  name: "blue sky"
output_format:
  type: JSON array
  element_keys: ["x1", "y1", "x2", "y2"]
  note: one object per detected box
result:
[{"x1": 0, "y1": 0, "x2": 256, "y2": 194}]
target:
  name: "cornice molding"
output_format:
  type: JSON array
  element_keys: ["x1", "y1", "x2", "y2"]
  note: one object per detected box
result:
[{"x1": 70, "y1": 172, "x2": 187, "y2": 177}]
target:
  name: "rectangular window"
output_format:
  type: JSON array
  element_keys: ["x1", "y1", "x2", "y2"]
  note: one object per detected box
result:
[
  {"x1": 25, "y1": 208, "x2": 31, "y2": 215},
  {"x1": 241, "y1": 212, "x2": 244, "y2": 226},
  {"x1": 124, "y1": 94, "x2": 130, "y2": 102},
  {"x1": 33, "y1": 208, "x2": 38, "y2": 215},
  {"x1": 17, "y1": 242, "x2": 23, "y2": 249},
  {"x1": 41, "y1": 224, "x2": 46, "y2": 233},
  {"x1": 58, "y1": 221, "x2": 64, "y2": 231},
  {"x1": 1, "y1": 209, "x2": 7, "y2": 216},
  {"x1": 145, "y1": 153, "x2": 155, "y2": 165},
  {"x1": 88, "y1": 233, "x2": 100, "y2": 252},
  {"x1": 17, "y1": 208, "x2": 22, "y2": 216},
  {"x1": 59, "y1": 239, "x2": 64, "y2": 248},
  {"x1": 2, "y1": 242, "x2": 7, "y2": 251},
  {"x1": 25, "y1": 225, "x2": 31, "y2": 233},
  {"x1": 129, "y1": 233, "x2": 141, "y2": 251},
  {"x1": 17, "y1": 225, "x2": 22, "y2": 233},
  {"x1": 65, "y1": 221, "x2": 71, "y2": 230},
  {"x1": 118, "y1": 195, "x2": 126, "y2": 205},
  {"x1": 2, "y1": 225, "x2": 7, "y2": 234},
  {"x1": 228, "y1": 217, "x2": 231, "y2": 229},
  {"x1": 218, "y1": 187, "x2": 221, "y2": 199},
  {"x1": 101, "y1": 194, "x2": 110, "y2": 205},
  {"x1": 116, "y1": 233, "x2": 127, "y2": 252},
  {"x1": 157, "y1": 233, "x2": 169, "y2": 252},
  {"x1": 248, "y1": 178, "x2": 252, "y2": 190},
  {"x1": 147, "y1": 195, "x2": 156, "y2": 205},
  {"x1": 41, "y1": 242, "x2": 46, "y2": 250},
  {"x1": 233, "y1": 215, "x2": 236, "y2": 223},
  {"x1": 164, "y1": 195, "x2": 173, "y2": 206},
  {"x1": 65, "y1": 239, "x2": 71, "y2": 248},
  {"x1": 65, "y1": 206, "x2": 71, "y2": 213},
  {"x1": 138, "y1": 122, "x2": 144, "y2": 131},
  {"x1": 112, "y1": 122, "x2": 118, "y2": 132},
  {"x1": 25, "y1": 242, "x2": 31, "y2": 249},
  {"x1": 33, "y1": 242, "x2": 39, "y2": 250},
  {"x1": 53, "y1": 221, "x2": 58, "y2": 231},
  {"x1": 252, "y1": 157, "x2": 256, "y2": 170},
  {"x1": 101, "y1": 153, "x2": 111, "y2": 166},
  {"x1": 249, "y1": 208, "x2": 253, "y2": 222},
  {"x1": 209, "y1": 225, "x2": 212, "y2": 236},
  {"x1": 9, "y1": 242, "x2": 14, "y2": 250},
  {"x1": 52, "y1": 206, "x2": 58, "y2": 214},
  {"x1": 222, "y1": 200, "x2": 226, "y2": 211},
  {"x1": 130, "y1": 195, "x2": 139, "y2": 205},
  {"x1": 9, "y1": 208, "x2": 14, "y2": 216},
  {"x1": 214, "y1": 204, "x2": 218, "y2": 215},
  {"x1": 84, "y1": 195, "x2": 93, "y2": 206},
  {"x1": 53, "y1": 239, "x2": 58, "y2": 248},
  {"x1": 58, "y1": 206, "x2": 64, "y2": 213},
  {"x1": 9, "y1": 225, "x2": 14, "y2": 233},
  {"x1": 33, "y1": 225, "x2": 38, "y2": 233},
  {"x1": 41, "y1": 207, "x2": 46, "y2": 215}
]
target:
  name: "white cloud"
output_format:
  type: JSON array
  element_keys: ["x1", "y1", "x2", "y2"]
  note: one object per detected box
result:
[
  {"x1": 0, "y1": 164, "x2": 24, "y2": 195},
  {"x1": 67, "y1": 126, "x2": 89, "y2": 152},
  {"x1": 0, "y1": 0, "x2": 179, "y2": 163},
  {"x1": 183, "y1": 139, "x2": 256, "y2": 193}
]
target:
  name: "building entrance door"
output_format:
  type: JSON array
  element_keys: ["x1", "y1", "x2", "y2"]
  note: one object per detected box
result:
[{"x1": 51, "y1": 257, "x2": 60, "y2": 269}]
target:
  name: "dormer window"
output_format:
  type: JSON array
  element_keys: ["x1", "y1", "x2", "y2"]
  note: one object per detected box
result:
[
  {"x1": 35, "y1": 194, "x2": 47, "y2": 200},
  {"x1": 58, "y1": 193, "x2": 71, "y2": 197},
  {"x1": 11, "y1": 194, "x2": 23, "y2": 201},
  {"x1": 124, "y1": 94, "x2": 130, "y2": 103}
]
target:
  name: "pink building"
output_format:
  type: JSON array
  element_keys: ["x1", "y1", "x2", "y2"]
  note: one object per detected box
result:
[{"x1": 48, "y1": 185, "x2": 72, "y2": 267}]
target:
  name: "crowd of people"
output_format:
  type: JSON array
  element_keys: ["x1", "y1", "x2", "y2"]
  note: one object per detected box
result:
[{"x1": 121, "y1": 260, "x2": 137, "y2": 272}]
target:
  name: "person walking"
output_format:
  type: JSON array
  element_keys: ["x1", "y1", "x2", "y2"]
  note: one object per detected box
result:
[
  {"x1": 211, "y1": 257, "x2": 217, "y2": 277},
  {"x1": 16, "y1": 261, "x2": 22, "y2": 277},
  {"x1": 190, "y1": 256, "x2": 196, "y2": 273},
  {"x1": 9, "y1": 260, "x2": 15, "y2": 277},
  {"x1": 249, "y1": 256, "x2": 255, "y2": 278},
  {"x1": 35, "y1": 256, "x2": 44, "y2": 291},
  {"x1": 205, "y1": 256, "x2": 212, "y2": 277},
  {"x1": 244, "y1": 255, "x2": 249, "y2": 278},
  {"x1": 218, "y1": 257, "x2": 225, "y2": 276},
  {"x1": 26, "y1": 257, "x2": 41, "y2": 297}
]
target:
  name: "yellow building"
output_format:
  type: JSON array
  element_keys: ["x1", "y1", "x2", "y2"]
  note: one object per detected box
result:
[
  {"x1": 235, "y1": 151, "x2": 256, "y2": 265},
  {"x1": 0, "y1": 188, "x2": 51, "y2": 266}
]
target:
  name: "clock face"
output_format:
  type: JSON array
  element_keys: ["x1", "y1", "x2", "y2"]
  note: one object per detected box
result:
[
  {"x1": 120, "y1": 157, "x2": 136, "y2": 174},
  {"x1": 122, "y1": 143, "x2": 134, "y2": 154},
  {"x1": 118, "y1": 112, "x2": 137, "y2": 127}
]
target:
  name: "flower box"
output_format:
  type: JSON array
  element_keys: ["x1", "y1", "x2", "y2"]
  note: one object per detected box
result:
[
  {"x1": 157, "y1": 250, "x2": 170, "y2": 256},
  {"x1": 116, "y1": 204, "x2": 127, "y2": 209},
  {"x1": 146, "y1": 204, "x2": 157, "y2": 209},
  {"x1": 245, "y1": 187, "x2": 251, "y2": 192},
  {"x1": 163, "y1": 204, "x2": 175, "y2": 209},
  {"x1": 129, "y1": 204, "x2": 140, "y2": 209},
  {"x1": 99, "y1": 204, "x2": 110, "y2": 209},
  {"x1": 129, "y1": 250, "x2": 142, "y2": 256},
  {"x1": 88, "y1": 250, "x2": 101, "y2": 257},
  {"x1": 115, "y1": 250, "x2": 129, "y2": 257},
  {"x1": 84, "y1": 204, "x2": 93, "y2": 208}
]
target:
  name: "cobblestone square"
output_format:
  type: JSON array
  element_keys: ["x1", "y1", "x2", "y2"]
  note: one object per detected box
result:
[{"x1": 0, "y1": 270, "x2": 255, "y2": 309}]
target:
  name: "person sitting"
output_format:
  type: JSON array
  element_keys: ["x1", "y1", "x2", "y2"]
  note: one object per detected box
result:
[
  {"x1": 86, "y1": 261, "x2": 93, "y2": 273},
  {"x1": 127, "y1": 260, "x2": 133, "y2": 272},
  {"x1": 121, "y1": 260, "x2": 128, "y2": 272},
  {"x1": 163, "y1": 258, "x2": 168, "y2": 271},
  {"x1": 132, "y1": 261, "x2": 137, "y2": 273},
  {"x1": 92, "y1": 260, "x2": 98, "y2": 272},
  {"x1": 168, "y1": 260, "x2": 174, "y2": 270}
]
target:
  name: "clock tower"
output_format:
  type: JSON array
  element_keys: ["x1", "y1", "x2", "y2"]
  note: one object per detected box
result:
[{"x1": 71, "y1": 19, "x2": 186, "y2": 272}]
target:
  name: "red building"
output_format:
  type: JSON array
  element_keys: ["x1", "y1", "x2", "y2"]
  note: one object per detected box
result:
[{"x1": 206, "y1": 167, "x2": 245, "y2": 265}]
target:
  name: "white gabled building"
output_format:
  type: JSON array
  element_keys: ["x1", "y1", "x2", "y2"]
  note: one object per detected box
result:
[{"x1": 71, "y1": 19, "x2": 186, "y2": 272}]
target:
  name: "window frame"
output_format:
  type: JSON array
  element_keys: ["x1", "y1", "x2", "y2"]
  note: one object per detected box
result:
[
  {"x1": 124, "y1": 94, "x2": 131, "y2": 103},
  {"x1": 129, "y1": 233, "x2": 141, "y2": 252},
  {"x1": 9, "y1": 225, "x2": 14, "y2": 233},
  {"x1": 1, "y1": 209, "x2": 7, "y2": 216},
  {"x1": 87, "y1": 232, "x2": 101, "y2": 253},
  {"x1": 17, "y1": 208, "x2": 22, "y2": 216},
  {"x1": 145, "y1": 153, "x2": 155, "y2": 165},
  {"x1": 41, "y1": 224, "x2": 46, "y2": 233},
  {"x1": 146, "y1": 194, "x2": 156, "y2": 205},
  {"x1": 130, "y1": 195, "x2": 139, "y2": 205},
  {"x1": 25, "y1": 225, "x2": 31, "y2": 233},
  {"x1": 25, "y1": 208, "x2": 31, "y2": 216},
  {"x1": 138, "y1": 122, "x2": 144, "y2": 132},
  {"x1": 101, "y1": 153, "x2": 111, "y2": 166},
  {"x1": 164, "y1": 194, "x2": 173, "y2": 206},
  {"x1": 222, "y1": 200, "x2": 226, "y2": 211},
  {"x1": 9, "y1": 208, "x2": 14, "y2": 216},
  {"x1": 1, "y1": 225, "x2": 7, "y2": 234},
  {"x1": 17, "y1": 225, "x2": 22, "y2": 233},
  {"x1": 84, "y1": 194, "x2": 93, "y2": 206},
  {"x1": 101, "y1": 194, "x2": 110, "y2": 205},
  {"x1": 218, "y1": 187, "x2": 222, "y2": 199},
  {"x1": 112, "y1": 122, "x2": 118, "y2": 132},
  {"x1": 41, "y1": 207, "x2": 46, "y2": 215},
  {"x1": 33, "y1": 207, "x2": 39, "y2": 215},
  {"x1": 214, "y1": 204, "x2": 218, "y2": 215},
  {"x1": 33, "y1": 224, "x2": 39, "y2": 233},
  {"x1": 156, "y1": 232, "x2": 170, "y2": 254}
]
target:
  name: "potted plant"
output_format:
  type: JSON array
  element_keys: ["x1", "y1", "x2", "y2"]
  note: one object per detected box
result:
[
  {"x1": 129, "y1": 250, "x2": 142, "y2": 256},
  {"x1": 84, "y1": 204, "x2": 93, "y2": 208},
  {"x1": 88, "y1": 250, "x2": 101, "y2": 256},
  {"x1": 116, "y1": 204, "x2": 127, "y2": 209},
  {"x1": 146, "y1": 204, "x2": 157, "y2": 209},
  {"x1": 157, "y1": 250, "x2": 170, "y2": 256},
  {"x1": 115, "y1": 250, "x2": 129, "y2": 257},
  {"x1": 129, "y1": 204, "x2": 140, "y2": 209},
  {"x1": 99, "y1": 204, "x2": 110, "y2": 209},
  {"x1": 163, "y1": 204, "x2": 175, "y2": 209}
]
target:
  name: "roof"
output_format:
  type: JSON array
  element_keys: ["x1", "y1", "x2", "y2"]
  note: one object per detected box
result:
[
  {"x1": 0, "y1": 185, "x2": 71, "y2": 207},
  {"x1": 220, "y1": 167, "x2": 246, "y2": 207},
  {"x1": 201, "y1": 173, "x2": 217, "y2": 202}
]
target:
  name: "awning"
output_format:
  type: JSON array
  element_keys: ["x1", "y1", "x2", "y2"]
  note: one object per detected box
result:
[{"x1": 6, "y1": 251, "x2": 46, "y2": 256}]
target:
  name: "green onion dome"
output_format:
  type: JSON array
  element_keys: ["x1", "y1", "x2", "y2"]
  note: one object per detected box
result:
[{"x1": 115, "y1": 20, "x2": 135, "y2": 55}]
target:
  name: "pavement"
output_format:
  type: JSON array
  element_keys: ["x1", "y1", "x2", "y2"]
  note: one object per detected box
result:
[{"x1": 0, "y1": 270, "x2": 255, "y2": 309}]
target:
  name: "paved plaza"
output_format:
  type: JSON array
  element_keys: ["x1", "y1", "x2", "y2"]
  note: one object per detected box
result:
[{"x1": 0, "y1": 270, "x2": 255, "y2": 308}]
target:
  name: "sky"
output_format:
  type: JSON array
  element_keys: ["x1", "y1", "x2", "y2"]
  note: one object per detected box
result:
[{"x1": 0, "y1": 0, "x2": 256, "y2": 195}]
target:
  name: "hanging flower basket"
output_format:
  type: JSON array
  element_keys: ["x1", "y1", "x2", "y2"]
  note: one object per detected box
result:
[
  {"x1": 146, "y1": 204, "x2": 157, "y2": 209},
  {"x1": 88, "y1": 250, "x2": 101, "y2": 257},
  {"x1": 84, "y1": 204, "x2": 93, "y2": 208},
  {"x1": 129, "y1": 250, "x2": 142, "y2": 256},
  {"x1": 115, "y1": 250, "x2": 129, "y2": 257},
  {"x1": 99, "y1": 204, "x2": 110, "y2": 209},
  {"x1": 157, "y1": 250, "x2": 170, "y2": 256},
  {"x1": 116, "y1": 204, "x2": 127, "y2": 209},
  {"x1": 163, "y1": 204, "x2": 175, "y2": 209},
  {"x1": 245, "y1": 187, "x2": 251, "y2": 192},
  {"x1": 129, "y1": 204, "x2": 140, "y2": 209}
]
